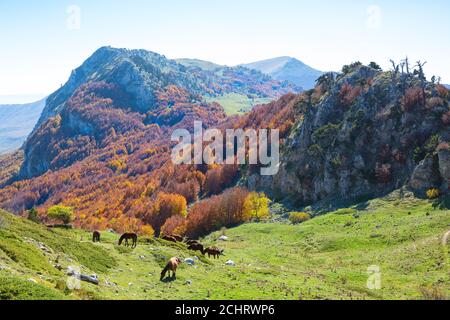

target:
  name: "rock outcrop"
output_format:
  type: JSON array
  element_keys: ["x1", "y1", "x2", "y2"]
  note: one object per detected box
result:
[{"x1": 249, "y1": 63, "x2": 449, "y2": 204}]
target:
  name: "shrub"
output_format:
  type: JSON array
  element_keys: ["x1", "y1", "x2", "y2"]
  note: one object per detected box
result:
[
  {"x1": 307, "y1": 144, "x2": 324, "y2": 158},
  {"x1": 426, "y1": 188, "x2": 440, "y2": 200},
  {"x1": 47, "y1": 205, "x2": 74, "y2": 224},
  {"x1": 426, "y1": 97, "x2": 444, "y2": 109},
  {"x1": 313, "y1": 124, "x2": 341, "y2": 148},
  {"x1": 339, "y1": 83, "x2": 362, "y2": 107},
  {"x1": 401, "y1": 87, "x2": 425, "y2": 112},
  {"x1": 425, "y1": 135, "x2": 440, "y2": 153},
  {"x1": 436, "y1": 85, "x2": 448, "y2": 98},
  {"x1": 108, "y1": 158, "x2": 127, "y2": 173},
  {"x1": 419, "y1": 285, "x2": 447, "y2": 300},
  {"x1": 289, "y1": 212, "x2": 311, "y2": 224},
  {"x1": 140, "y1": 225, "x2": 155, "y2": 238}
]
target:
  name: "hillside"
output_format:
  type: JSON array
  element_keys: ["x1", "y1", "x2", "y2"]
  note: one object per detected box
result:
[
  {"x1": 249, "y1": 63, "x2": 450, "y2": 205},
  {"x1": 175, "y1": 58, "x2": 222, "y2": 72},
  {"x1": 0, "y1": 191, "x2": 448, "y2": 300},
  {"x1": 0, "y1": 99, "x2": 46, "y2": 154},
  {"x1": 242, "y1": 57, "x2": 323, "y2": 90}
]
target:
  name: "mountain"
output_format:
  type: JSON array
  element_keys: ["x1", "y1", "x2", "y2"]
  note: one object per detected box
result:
[
  {"x1": 36, "y1": 47, "x2": 300, "y2": 129},
  {"x1": 242, "y1": 56, "x2": 323, "y2": 90},
  {"x1": 20, "y1": 46, "x2": 301, "y2": 179},
  {"x1": 0, "y1": 99, "x2": 46, "y2": 154},
  {"x1": 444, "y1": 84, "x2": 450, "y2": 89}
]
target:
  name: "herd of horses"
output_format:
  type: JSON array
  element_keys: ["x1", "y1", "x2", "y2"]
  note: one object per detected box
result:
[{"x1": 91, "y1": 231, "x2": 225, "y2": 281}]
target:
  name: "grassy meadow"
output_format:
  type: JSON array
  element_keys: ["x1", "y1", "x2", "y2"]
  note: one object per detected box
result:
[{"x1": 0, "y1": 191, "x2": 448, "y2": 300}]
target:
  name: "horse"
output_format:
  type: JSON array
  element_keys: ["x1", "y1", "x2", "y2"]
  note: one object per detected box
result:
[
  {"x1": 170, "y1": 234, "x2": 184, "y2": 242},
  {"x1": 162, "y1": 235, "x2": 177, "y2": 243},
  {"x1": 188, "y1": 243, "x2": 205, "y2": 255},
  {"x1": 204, "y1": 247, "x2": 224, "y2": 259},
  {"x1": 118, "y1": 233, "x2": 138, "y2": 248},
  {"x1": 185, "y1": 240, "x2": 200, "y2": 246},
  {"x1": 160, "y1": 257, "x2": 182, "y2": 281},
  {"x1": 92, "y1": 231, "x2": 101, "y2": 243}
]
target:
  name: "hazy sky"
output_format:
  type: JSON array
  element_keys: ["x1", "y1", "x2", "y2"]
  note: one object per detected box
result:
[{"x1": 1, "y1": 0, "x2": 449, "y2": 103}]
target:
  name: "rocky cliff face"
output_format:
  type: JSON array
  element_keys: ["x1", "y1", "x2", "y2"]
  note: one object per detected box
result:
[{"x1": 249, "y1": 64, "x2": 449, "y2": 204}]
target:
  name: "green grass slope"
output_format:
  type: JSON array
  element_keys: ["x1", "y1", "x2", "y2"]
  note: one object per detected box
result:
[
  {"x1": 0, "y1": 192, "x2": 448, "y2": 300},
  {"x1": 205, "y1": 93, "x2": 272, "y2": 115}
]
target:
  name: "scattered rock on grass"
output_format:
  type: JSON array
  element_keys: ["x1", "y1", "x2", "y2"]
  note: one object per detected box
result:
[
  {"x1": 184, "y1": 258, "x2": 195, "y2": 266},
  {"x1": 225, "y1": 260, "x2": 236, "y2": 266}
]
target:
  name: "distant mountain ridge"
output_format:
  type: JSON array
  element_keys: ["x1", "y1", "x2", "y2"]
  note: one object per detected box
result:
[
  {"x1": 242, "y1": 56, "x2": 323, "y2": 90},
  {"x1": 36, "y1": 47, "x2": 300, "y2": 128},
  {"x1": 0, "y1": 99, "x2": 46, "y2": 154}
]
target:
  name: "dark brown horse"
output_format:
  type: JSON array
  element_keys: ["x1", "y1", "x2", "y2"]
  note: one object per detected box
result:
[
  {"x1": 162, "y1": 235, "x2": 177, "y2": 243},
  {"x1": 188, "y1": 243, "x2": 204, "y2": 255},
  {"x1": 170, "y1": 234, "x2": 184, "y2": 242},
  {"x1": 185, "y1": 240, "x2": 200, "y2": 246},
  {"x1": 119, "y1": 233, "x2": 138, "y2": 248},
  {"x1": 92, "y1": 231, "x2": 101, "y2": 243},
  {"x1": 204, "y1": 247, "x2": 224, "y2": 259}
]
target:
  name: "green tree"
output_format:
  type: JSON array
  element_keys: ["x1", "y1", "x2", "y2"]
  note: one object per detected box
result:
[
  {"x1": 369, "y1": 62, "x2": 382, "y2": 70},
  {"x1": 47, "y1": 205, "x2": 74, "y2": 224},
  {"x1": 27, "y1": 207, "x2": 40, "y2": 223},
  {"x1": 243, "y1": 192, "x2": 271, "y2": 221}
]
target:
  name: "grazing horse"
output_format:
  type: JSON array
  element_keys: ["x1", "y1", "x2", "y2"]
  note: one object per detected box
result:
[
  {"x1": 170, "y1": 234, "x2": 184, "y2": 242},
  {"x1": 185, "y1": 240, "x2": 200, "y2": 246},
  {"x1": 188, "y1": 243, "x2": 204, "y2": 255},
  {"x1": 160, "y1": 257, "x2": 182, "y2": 281},
  {"x1": 118, "y1": 233, "x2": 138, "y2": 248},
  {"x1": 92, "y1": 231, "x2": 101, "y2": 243},
  {"x1": 204, "y1": 247, "x2": 224, "y2": 259},
  {"x1": 162, "y1": 235, "x2": 177, "y2": 243}
]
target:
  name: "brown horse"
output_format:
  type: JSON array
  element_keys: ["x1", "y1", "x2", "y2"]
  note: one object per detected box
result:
[
  {"x1": 92, "y1": 231, "x2": 101, "y2": 243},
  {"x1": 204, "y1": 247, "x2": 224, "y2": 259},
  {"x1": 188, "y1": 243, "x2": 204, "y2": 255},
  {"x1": 160, "y1": 257, "x2": 182, "y2": 281},
  {"x1": 118, "y1": 233, "x2": 138, "y2": 248},
  {"x1": 162, "y1": 235, "x2": 177, "y2": 243}
]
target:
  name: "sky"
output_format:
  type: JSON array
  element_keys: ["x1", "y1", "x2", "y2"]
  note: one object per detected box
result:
[{"x1": 1, "y1": 0, "x2": 449, "y2": 103}]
